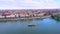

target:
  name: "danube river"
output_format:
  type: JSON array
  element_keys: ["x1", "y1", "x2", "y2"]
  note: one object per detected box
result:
[{"x1": 0, "y1": 18, "x2": 60, "y2": 34}]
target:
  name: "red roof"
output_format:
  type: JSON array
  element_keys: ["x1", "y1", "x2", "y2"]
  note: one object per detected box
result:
[
  {"x1": 16, "y1": 11, "x2": 26, "y2": 14},
  {"x1": 4, "y1": 13, "x2": 11, "y2": 16}
]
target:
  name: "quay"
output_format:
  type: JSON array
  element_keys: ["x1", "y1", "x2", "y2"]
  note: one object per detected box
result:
[{"x1": 0, "y1": 15, "x2": 51, "y2": 21}]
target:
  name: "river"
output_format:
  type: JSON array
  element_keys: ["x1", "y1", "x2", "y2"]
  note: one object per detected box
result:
[{"x1": 0, "y1": 18, "x2": 60, "y2": 34}]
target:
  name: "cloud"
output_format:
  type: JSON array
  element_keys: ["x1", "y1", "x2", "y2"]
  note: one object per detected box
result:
[
  {"x1": 0, "y1": 0, "x2": 15, "y2": 1},
  {"x1": 0, "y1": 0, "x2": 60, "y2": 9}
]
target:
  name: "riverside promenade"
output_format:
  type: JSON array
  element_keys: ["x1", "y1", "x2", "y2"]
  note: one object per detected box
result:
[{"x1": 0, "y1": 15, "x2": 51, "y2": 21}]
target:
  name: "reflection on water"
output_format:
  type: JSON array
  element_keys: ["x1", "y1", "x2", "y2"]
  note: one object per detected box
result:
[{"x1": 0, "y1": 18, "x2": 60, "y2": 34}]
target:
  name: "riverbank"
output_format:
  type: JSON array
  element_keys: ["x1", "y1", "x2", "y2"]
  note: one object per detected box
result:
[
  {"x1": 0, "y1": 15, "x2": 51, "y2": 21},
  {"x1": 51, "y1": 14, "x2": 60, "y2": 21}
]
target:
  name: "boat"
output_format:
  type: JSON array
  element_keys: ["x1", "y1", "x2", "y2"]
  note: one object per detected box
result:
[{"x1": 28, "y1": 24, "x2": 36, "y2": 27}]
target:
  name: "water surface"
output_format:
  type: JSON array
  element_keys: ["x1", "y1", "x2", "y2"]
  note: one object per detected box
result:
[{"x1": 0, "y1": 18, "x2": 60, "y2": 34}]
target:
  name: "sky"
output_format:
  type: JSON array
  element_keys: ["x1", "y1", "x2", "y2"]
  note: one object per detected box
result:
[{"x1": 0, "y1": 0, "x2": 60, "y2": 9}]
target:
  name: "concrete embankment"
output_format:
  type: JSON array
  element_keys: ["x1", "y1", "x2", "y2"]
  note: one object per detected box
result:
[{"x1": 0, "y1": 15, "x2": 51, "y2": 21}]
